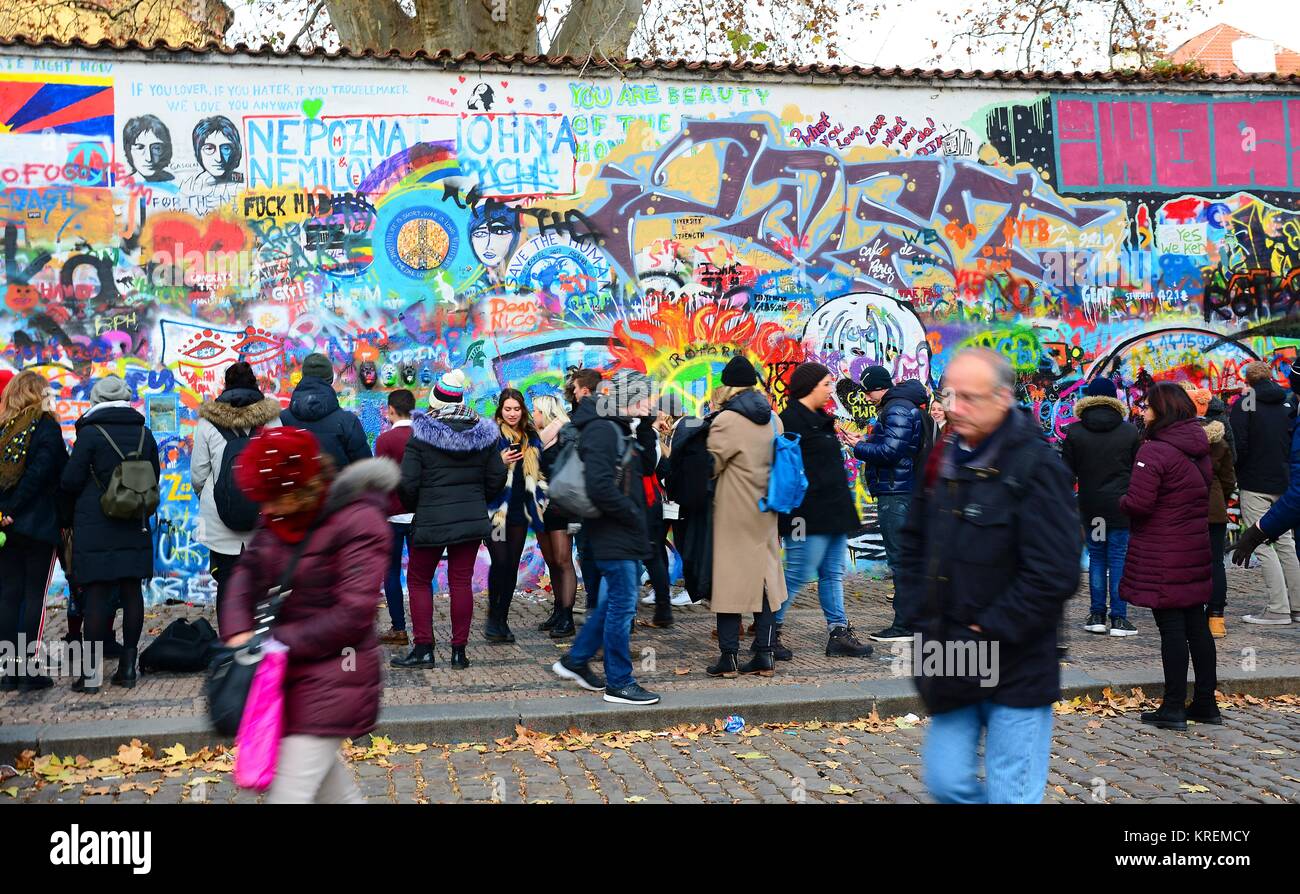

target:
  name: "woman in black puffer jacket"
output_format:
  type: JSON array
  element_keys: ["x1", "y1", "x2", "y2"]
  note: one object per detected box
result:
[{"x1": 393, "y1": 373, "x2": 506, "y2": 671}]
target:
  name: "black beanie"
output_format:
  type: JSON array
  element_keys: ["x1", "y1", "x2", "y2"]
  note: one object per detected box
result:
[
  {"x1": 721, "y1": 355, "x2": 758, "y2": 387},
  {"x1": 787, "y1": 362, "x2": 830, "y2": 402},
  {"x1": 859, "y1": 365, "x2": 893, "y2": 392}
]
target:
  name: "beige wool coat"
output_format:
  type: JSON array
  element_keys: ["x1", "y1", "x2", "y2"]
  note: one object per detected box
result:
[{"x1": 707, "y1": 393, "x2": 789, "y2": 615}]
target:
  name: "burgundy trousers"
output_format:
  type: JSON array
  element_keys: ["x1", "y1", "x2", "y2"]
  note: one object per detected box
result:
[{"x1": 407, "y1": 540, "x2": 480, "y2": 647}]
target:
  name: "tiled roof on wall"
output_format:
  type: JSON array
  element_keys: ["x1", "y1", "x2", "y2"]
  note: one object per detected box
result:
[
  {"x1": 3, "y1": 33, "x2": 1300, "y2": 85},
  {"x1": 1170, "y1": 23, "x2": 1300, "y2": 77}
]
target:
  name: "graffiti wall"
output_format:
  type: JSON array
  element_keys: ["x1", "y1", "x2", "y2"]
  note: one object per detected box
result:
[{"x1": 2, "y1": 48, "x2": 1297, "y2": 600}]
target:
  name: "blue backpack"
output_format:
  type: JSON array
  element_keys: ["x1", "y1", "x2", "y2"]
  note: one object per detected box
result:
[{"x1": 759, "y1": 416, "x2": 808, "y2": 513}]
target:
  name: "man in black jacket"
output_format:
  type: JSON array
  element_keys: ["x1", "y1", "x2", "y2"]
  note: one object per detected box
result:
[
  {"x1": 564, "y1": 367, "x2": 604, "y2": 612},
  {"x1": 848, "y1": 366, "x2": 928, "y2": 642},
  {"x1": 553, "y1": 369, "x2": 661, "y2": 706},
  {"x1": 900, "y1": 348, "x2": 1080, "y2": 803},
  {"x1": 1060, "y1": 376, "x2": 1139, "y2": 637},
  {"x1": 1230, "y1": 361, "x2": 1300, "y2": 625},
  {"x1": 281, "y1": 353, "x2": 372, "y2": 468}
]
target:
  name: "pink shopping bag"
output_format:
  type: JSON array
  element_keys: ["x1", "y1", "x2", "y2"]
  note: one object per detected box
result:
[{"x1": 233, "y1": 638, "x2": 289, "y2": 792}]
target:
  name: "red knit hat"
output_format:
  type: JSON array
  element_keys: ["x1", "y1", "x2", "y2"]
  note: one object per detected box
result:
[{"x1": 233, "y1": 427, "x2": 323, "y2": 503}]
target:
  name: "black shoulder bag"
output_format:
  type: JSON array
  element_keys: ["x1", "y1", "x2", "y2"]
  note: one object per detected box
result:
[{"x1": 205, "y1": 523, "x2": 319, "y2": 736}]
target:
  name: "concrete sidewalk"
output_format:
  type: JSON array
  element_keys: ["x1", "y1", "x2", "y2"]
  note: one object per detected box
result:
[{"x1": 3, "y1": 569, "x2": 1298, "y2": 758}]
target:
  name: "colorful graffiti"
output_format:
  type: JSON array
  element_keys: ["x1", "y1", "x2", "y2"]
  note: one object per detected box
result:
[{"x1": 1, "y1": 48, "x2": 1298, "y2": 598}]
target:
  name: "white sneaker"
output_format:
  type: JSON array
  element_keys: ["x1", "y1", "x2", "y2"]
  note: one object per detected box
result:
[
  {"x1": 1242, "y1": 612, "x2": 1292, "y2": 625},
  {"x1": 640, "y1": 593, "x2": 656, "y2": 605},
  {"x1": 670, "y1": 591, "x2": 693, "y2": 606}
]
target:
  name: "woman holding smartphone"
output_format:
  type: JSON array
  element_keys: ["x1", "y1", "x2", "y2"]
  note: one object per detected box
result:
[{"x1": 485, "y1": 388, "x2": 547, "y2": 643}]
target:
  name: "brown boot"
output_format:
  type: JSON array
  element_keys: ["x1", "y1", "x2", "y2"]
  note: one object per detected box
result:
[{"x1": 379, "y1": 628, "x2": 410, "y2": 646}]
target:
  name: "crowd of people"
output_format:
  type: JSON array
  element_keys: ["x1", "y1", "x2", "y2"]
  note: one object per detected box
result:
[{"x1": 2, "y1": 347, "x2": 1299, "y2": 802}]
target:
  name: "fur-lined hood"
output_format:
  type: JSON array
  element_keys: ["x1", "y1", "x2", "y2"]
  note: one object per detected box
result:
[
  {"x1": 1074, "y1": 395, "x2": 1126, "y2": 417},
  {"x1": 198, "y1": 396, "x2": 281, "y2": 430},
  {"x1": 410, "y1": 411, "x2": 499, "y2": 453},
  {"x1": 323, "y1": 457, "x2": 400, "y2": 515},
  {"x1": 1201, "y1": 419, "x2": 1226, "y2": 444}
]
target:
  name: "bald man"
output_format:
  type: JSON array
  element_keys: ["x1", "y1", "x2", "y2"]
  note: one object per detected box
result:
[{"x1": 898, "y1": 348, "x2": 1080, "y2": 804}]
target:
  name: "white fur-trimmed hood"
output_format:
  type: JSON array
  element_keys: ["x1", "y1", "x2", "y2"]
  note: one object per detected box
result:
[{"x1": 323, "y1": 457, "x2": 400, "y2": 514}]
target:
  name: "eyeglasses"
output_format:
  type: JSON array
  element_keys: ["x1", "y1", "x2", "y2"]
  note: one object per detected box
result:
[{"x1": 941, "y1": 387, "x2": 1002, "y2": 408}]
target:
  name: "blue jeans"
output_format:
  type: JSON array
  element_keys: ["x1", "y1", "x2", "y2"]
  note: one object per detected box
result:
[
  {"x1": 568, "y1": 559, "x2": 638, "y2": 690},
  {"x1": 384, "y1": 523, "x2": 410, "y2": 632},
  {"x1": 876, "y1": 494, "x2": 912, "y2": 627},
  {"x1": 1086, "y1": 527, "x2": 1129, "y2": 619},
  {"x1": 923, "y1": 701, "x2": 1054, "y2": 804},
  {"x1": 775, "y1": 534, "x2": 848, "y2": 628}
]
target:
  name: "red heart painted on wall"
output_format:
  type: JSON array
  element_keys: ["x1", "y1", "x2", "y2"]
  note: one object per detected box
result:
[
  {"x1": 500, "y1": 81, "x2": 508, "y2": 87},
  {"x1": 506, "y1": 96, "x2": 514, "y2": 104},
  {"x1": 450, "y1": 88, "x2": 457, "y2": 94},
  {"x1": 458, "y1": 75, "x2": 467, "y2": 83}
]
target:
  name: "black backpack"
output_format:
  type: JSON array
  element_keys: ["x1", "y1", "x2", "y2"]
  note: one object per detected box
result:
[
  {"x1": 213, "y1": 425, "x2": 262, "y2": 532},
  {"x1": 139, "y1": 617, "x2": 219, "y2": 673},
  {"x1": 666, "y1": 417, "x2": 713, "y2": 514}
]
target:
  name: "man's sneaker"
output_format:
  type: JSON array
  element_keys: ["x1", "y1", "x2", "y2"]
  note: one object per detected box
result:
[
  {"x1": 670, "y1": 590, "x2": 693, "y2": 606},
  {"x1": 379, "y1": 628, "x2": 410, "y2": 646},
  {"x1": 1108, "y1": 617, "x2": 1137, "y2": 637},
  {"x1": 826, "y1": 626, "x2": 874, "y2": 657},
  {"x1": 1208, "y1": 615, "x2": 1227, "y2": 638},
  {"x1": 1083, "y1": 613, "x2": 1108, "y2": 634},
  {"x1": 604, "y1": 682, "x2": 660, "y2": 705},
  {"x1": 640, "y1": 593, "x2": 656, "y2": 605},
  {"x1": 1242, "y1": 611, "x2": 1292, "y2": 625},
  {"x1": 868, "y1": 625, "x2": 912, "y2": 643},
  {"x1": 552, "y1": 658, "x2": 604, "y2": 692}
]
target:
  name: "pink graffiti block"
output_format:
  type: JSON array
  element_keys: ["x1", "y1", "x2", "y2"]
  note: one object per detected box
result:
[
  {"x1": 1098, "y1": 101, "x2": 1152, "y2": 187},
  {"x1": 1291, "y1": 101, "x2": 1300, "y2": 176},
  {"x1": 1213, "y1": 100, "x2": 1288, "y2": 187},
  {"x1": 1151, "y1": 102, "x2": 1211, "y2": 188},
  {"x1": 1055, "y1": 100, "x2": 1099, "y2": 187}
]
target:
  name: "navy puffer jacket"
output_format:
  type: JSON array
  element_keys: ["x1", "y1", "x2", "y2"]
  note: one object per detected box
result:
[
  {"x1": 280, "y1": 377, "x2": 372, "y2": 469},
  {"x1": 852, "y1": 380, "x2": 927, "y2": 496}
]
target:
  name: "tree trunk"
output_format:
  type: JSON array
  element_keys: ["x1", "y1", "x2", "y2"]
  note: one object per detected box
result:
[{"x1": 549, "y1": 0, "x2": 643, "y2": 58}]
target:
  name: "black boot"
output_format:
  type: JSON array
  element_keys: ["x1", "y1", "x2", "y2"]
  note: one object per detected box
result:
[
  {"x1": 649, "y1": 605, "x2": 674, "y2": 628},
  {"x1": 1186, "y1": 696, "x2": 1223, "y2": 725},
  {"x1": 498, "y1": 591, "x2": 516, "y2": 642},
  {"x1": 739, "y1": 651, "x2": 775, "y2": 677},
  {"x1": 826, "y1": 625, "x2": 874, "y2": 658},
  {"x1": 1140, "y1": 705, "x2": 1187, "y2": 731},
  {"x1": 111, "y1": 647, "x2": 138, "y2": 689},
  {"x1": 72, "y1": 660, "x2": 102, "y2": 694},
  {"x1": 706, "y1": 651, "x2": 739, "y2": 678},
  {"x1": 751, "y1": 623, "x2": 792, "y2": 660},
  {"x1": 390, "y1": 644, "x2": 436, "y2": 668},
  {"x1": 0, "y1": 661, "x2": 18, "y2": 691},
  {"x1": 450, "y1": 646, "x2": 470, "y2": 670},
  {"x1": 549, "y1": 607, "x2": 575, "y2": 639},
  {"x1": 539, "y1": 602, "x2": 561, "y2": 631}
]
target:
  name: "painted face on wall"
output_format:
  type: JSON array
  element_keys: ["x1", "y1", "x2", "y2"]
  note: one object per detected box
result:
[
  {"x1": 199, "y1": 132, "x2": 236, "y2": 179},
  {"x1": 401, "y1": 363, "x2": 418, "y2": 386},
  {"x1": 359, "y1": 361, "x2": 378, "y2": 389},
  {"x1": 471, "y1": 216, "x2": 517, "y2": 268},
  {"x1": 127, "y1": 129, "x2": 168, "y2": 180}
]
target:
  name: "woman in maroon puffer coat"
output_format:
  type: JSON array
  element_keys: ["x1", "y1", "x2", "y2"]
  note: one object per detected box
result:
[
  {"x1": 1119, "y1": 383, "x2": 1217, "y2": 731},
  {"x1": 220, "y1": 427, "x2": 395, "y2": 803}
]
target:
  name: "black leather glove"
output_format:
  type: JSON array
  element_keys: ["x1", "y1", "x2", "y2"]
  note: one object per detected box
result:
[{"x1": 1231, "y1": 523, "x2": 1270, "y2": 567}]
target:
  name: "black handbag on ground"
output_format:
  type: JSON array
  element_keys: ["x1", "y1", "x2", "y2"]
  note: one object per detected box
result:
[
  {"x1": 205, "y1": 526, "x2": 318, "y2": 736},
  {"x1": 140, "y1": 617, "x2": 218, "y2": 673}
]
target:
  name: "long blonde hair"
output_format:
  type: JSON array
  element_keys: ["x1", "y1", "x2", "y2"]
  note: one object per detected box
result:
[
  {"x1": 532, "y1": 393, "x2": 570, "y2": 427},
  {"x1": 0, "y1": 370, "x2": 54, "y2": 426},
  {"x1": 710, "y1": 383, "x2": 754, "y2": 410}
]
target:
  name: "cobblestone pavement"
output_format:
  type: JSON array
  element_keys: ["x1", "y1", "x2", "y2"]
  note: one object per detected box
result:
[
  {"x1": 3, "y1": 696, "x2": 1299, "y2": 804},
  {"x1": 2, "y1": 567, "x2": 1297, "y2": 729}
]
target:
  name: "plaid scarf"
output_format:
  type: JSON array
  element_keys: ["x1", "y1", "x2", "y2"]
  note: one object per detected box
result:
[{"x1": 0, "y1": 407, "x2": 44, "y2": 491}]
